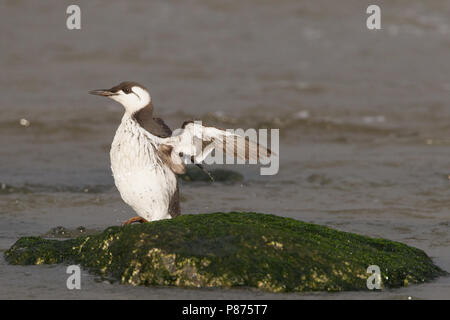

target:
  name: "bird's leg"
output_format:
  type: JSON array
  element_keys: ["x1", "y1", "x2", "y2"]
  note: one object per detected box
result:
[
  {"x1": 195, "y1": 163, "x2": 214, "y2": 182},
  {"x1": 122, "y1": 216, "x2": 148, "y2": 226}
]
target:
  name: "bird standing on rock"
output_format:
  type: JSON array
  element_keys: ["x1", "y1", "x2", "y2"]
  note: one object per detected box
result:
[{"x1": 89, "y1": 81, "x2": 272, "y2": 225}]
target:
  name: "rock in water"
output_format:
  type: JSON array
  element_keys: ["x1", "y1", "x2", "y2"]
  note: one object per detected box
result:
[
  {"x1": 180, "y1": 167, "x2": 243, "y2": 183},
  {"x1": 4, "y1": 212, "x2": 446, "y2": 292}
]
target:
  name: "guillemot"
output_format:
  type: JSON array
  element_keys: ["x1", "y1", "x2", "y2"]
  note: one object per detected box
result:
[{"x1": 89, "y1": 81, "x2": 272, "y2": 225}]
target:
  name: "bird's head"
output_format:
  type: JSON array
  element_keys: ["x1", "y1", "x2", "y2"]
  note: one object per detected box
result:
[{"x1": 89, "y1": 81, "x2": 151, "y2": 114}]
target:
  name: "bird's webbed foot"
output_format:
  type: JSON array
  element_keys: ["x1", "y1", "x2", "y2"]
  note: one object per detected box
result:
[{"x1": 122, "y1": 216, "x2": 148, "y2": 226}]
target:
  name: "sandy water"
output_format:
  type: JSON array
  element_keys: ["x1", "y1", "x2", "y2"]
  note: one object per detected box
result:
[{"x1": 1, "y1": 0, "x2": 449, "y2": 299}]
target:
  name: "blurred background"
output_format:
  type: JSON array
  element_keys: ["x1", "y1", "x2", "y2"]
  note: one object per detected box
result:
[{"x1": 0, "y1": 0, "x2": 449, "y2": 299}]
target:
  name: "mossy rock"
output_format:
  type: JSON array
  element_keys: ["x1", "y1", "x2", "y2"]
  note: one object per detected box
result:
[
  {"x1": 4, "y1": 212, "x2": 446, "y2": 292},
  {"x1": 180, "y1": 167, "x2": 243, "y2": 183}
]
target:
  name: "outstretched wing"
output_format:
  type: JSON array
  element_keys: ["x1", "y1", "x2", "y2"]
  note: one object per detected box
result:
[{"x1": 158, "y1": 121, "x2": 273, "y2": 164}]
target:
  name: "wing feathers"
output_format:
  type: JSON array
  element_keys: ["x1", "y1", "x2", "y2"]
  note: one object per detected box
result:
[
  {"x1": 222, "y1": 135, "x2": 272, "y2": 162},
  {"x1": 158, "y1": 144, "x2": 186, "y2": 174},
  {"x1": 187, "y1": 123, "x2": 273, "y2": 163},
  {"x1": 145, "y1": 122, "x2": 274, "y2": 165}
]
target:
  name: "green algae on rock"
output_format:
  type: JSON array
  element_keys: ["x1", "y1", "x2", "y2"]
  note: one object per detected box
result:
[
  {"x1": 4, "y1": 212, "x2": 446, "y2": 292},
  {"x1": 180, "y1": 167, "x2": 243, "y2": 183}
]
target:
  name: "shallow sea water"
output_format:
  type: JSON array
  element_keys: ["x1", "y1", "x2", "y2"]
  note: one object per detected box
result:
[{"x1": 0, "y1": 0, "x2": 449, "y2": 299}]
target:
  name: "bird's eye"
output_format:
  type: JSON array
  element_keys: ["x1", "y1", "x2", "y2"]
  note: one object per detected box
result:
[{"x1": 123, "y1": 88, "x2": 131, "y2": 94}]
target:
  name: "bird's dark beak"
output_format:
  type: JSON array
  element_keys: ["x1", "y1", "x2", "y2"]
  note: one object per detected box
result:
[{"x1": 88, "y1": 89, "x2": 117, "y2": 97}]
